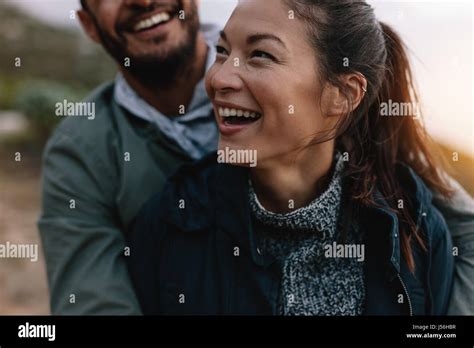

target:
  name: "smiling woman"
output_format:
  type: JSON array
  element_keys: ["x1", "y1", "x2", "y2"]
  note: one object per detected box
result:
[{"x1": 126, "y1": 0, "x2": 460, "y2": 316}]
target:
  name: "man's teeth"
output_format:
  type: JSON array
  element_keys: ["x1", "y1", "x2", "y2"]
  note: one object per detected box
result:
[
  {"x1": 218, "y1": 107, "x2": 262, "y2": 119},
  {"x1": 134, "y1": 12, "x2": 171, "y2": 31}
]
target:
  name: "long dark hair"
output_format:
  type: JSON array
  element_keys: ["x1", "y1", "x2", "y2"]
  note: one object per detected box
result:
[{"x1": 286, "y1": 0, "x2": 452, "y2": 271}]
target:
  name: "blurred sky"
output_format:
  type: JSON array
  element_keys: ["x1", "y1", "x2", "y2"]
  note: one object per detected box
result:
[{"x1": 4, "y1": 0, "x2": 473, "y2": 156}]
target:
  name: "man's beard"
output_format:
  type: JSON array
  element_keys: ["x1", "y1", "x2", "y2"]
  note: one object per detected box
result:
[{"x1": 91, "y1": 1, "x2": 200, "y2": 88}]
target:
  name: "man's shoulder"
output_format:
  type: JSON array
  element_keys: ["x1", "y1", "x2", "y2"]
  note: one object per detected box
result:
[{"x1": 83, "y1": 80, "x2": 115, "y2": 105}]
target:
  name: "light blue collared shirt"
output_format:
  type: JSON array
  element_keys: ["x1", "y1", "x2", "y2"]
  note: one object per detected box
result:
[{"x1": 114, "y1": 23, "x2": 220, "y2": 160}]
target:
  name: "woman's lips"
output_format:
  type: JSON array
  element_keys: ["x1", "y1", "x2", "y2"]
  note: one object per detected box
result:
[
  {"x1": 213, "y1": 102, "x2": 263, "y2": 136},
  {"x1": 216, "y1": 107, "x2": 262, "y2": 137},
  {"x1": 218, "y1": 119, "x2": 253, "y2": 137}
]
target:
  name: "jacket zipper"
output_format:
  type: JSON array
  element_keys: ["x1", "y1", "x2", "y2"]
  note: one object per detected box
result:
[{"x1": 397, "y1": 273, "x2": 413, "y2": 316}]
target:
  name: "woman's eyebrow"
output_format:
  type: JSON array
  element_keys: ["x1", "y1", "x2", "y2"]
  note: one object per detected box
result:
[
  {"x1": 247, "y1": 33, "x2": 288, "y2": 50},
  {"x1": 219, "y1": 30, "x2": 288, "y2": 51}
]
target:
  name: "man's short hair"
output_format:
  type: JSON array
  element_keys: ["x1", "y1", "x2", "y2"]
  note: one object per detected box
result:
[{"x1": 80, "y1": 0, "x2": 88, "y2": 10}]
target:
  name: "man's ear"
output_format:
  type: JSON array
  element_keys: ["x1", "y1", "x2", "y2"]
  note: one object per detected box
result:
[
  {"x1": 77, "y1": 9, "x2": 100, "y2": 44},
  {"x1": 320, "y1": 74, "x2": 367, "y2": 118}
]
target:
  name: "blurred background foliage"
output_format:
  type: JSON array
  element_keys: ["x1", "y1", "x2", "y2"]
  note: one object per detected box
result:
[
  {"x1": 0, "y1": 2, "x2": 115, "y2": 149},
  {"x1": 13, "y1": 80, "x2": 86, "y2": 143}
]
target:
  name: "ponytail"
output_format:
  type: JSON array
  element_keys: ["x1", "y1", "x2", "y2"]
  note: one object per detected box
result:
[
  {"x1": 379, "y1": 22, "x2": 451, "y2": 196},
  {"x1": 351, "y1": 22, "x2": 453, "y2": 271}
]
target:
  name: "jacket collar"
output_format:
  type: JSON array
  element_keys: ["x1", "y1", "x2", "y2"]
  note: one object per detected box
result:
[
  {"x1": 362, "y1": 163, "x2": 433, "y2": 276},
  {"x1": 159, "y1": 154, "x2": 217, "y2": 232},
  {"x1": 214, "y1": 162, "x2": 255, "y2": 253}
]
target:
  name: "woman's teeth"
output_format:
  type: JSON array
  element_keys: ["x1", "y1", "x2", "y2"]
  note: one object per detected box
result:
[
  {"x1": 134, "y1": 12, "x2": 171, "y2": 31},
  {"x1": 218, "y1": 107, "x2": 262, "y2": 119}
]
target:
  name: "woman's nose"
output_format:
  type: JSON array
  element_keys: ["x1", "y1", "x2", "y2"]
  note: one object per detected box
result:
[{"x1": 211, "y1": 59, "x2": 244, "y2": 95}]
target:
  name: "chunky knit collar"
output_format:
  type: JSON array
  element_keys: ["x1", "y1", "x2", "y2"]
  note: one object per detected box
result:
[
  {"x1": 249, "y1": 153, "x2": 345, "y2": 239},
  {"x1": 248, "y1": 154, "x2": 365, "y2": 316}
]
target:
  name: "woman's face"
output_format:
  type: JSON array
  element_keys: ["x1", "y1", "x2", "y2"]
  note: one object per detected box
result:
[{"x1": 205, "y1": 0, "x2": 334, "y2": 167}]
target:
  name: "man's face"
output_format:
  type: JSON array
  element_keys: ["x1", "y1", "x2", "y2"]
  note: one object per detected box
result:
[{"x1": 80, "y1": 0, "x2": 200, "y2": 86}]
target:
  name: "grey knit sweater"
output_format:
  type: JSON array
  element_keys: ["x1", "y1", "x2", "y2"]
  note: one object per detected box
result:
[{"x1": 249, "y1": 154, "x2": 365, "y2": 315}]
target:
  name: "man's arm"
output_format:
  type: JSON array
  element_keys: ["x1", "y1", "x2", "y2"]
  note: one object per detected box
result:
[
  {"x1": 433, "y1": 176, "x2": 474, "y2": 315},
  {"x1": 38, "y1": 129, "x2": 142, "y2": 315}
]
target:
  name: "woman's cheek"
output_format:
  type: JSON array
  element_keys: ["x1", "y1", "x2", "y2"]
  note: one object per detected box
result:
[{"x1": 204, "y1": 67, "x2": 216, "y2": 98}]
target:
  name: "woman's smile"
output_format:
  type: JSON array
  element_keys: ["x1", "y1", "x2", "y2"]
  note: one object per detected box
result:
[{"x1": 214, "y1": 100, "x2": 263, "y2": 137}]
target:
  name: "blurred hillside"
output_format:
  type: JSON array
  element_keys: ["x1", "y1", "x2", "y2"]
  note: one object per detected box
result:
[
  {"x1": 0, "y1": 1, "x2": 116, "y2": 107},
  {"x1": 0, "y1": 2, "x2": 117, "y2": 146}
]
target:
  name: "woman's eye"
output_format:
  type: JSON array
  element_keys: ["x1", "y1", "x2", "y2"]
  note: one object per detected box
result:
[
  {"x1": 251, "y1": 50, "x2": 275, "y2": 61},
  {"x1": 216, "y1": 45, "x2": 229, "y2": 56}
]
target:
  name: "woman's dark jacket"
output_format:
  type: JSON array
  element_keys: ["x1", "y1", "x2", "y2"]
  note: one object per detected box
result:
[{"x1": 127, "y1": 154, "x2": 454, "y2": 315}]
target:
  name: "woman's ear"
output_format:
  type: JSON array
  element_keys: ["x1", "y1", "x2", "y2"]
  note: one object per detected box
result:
[{"x1": 321, "y1": 73, "x2": 367, "y2": 117}]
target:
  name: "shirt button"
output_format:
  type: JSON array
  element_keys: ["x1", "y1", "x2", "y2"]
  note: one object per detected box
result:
[{"x1": 257, "y1": 248, "x2": 262, "y2": 255}]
